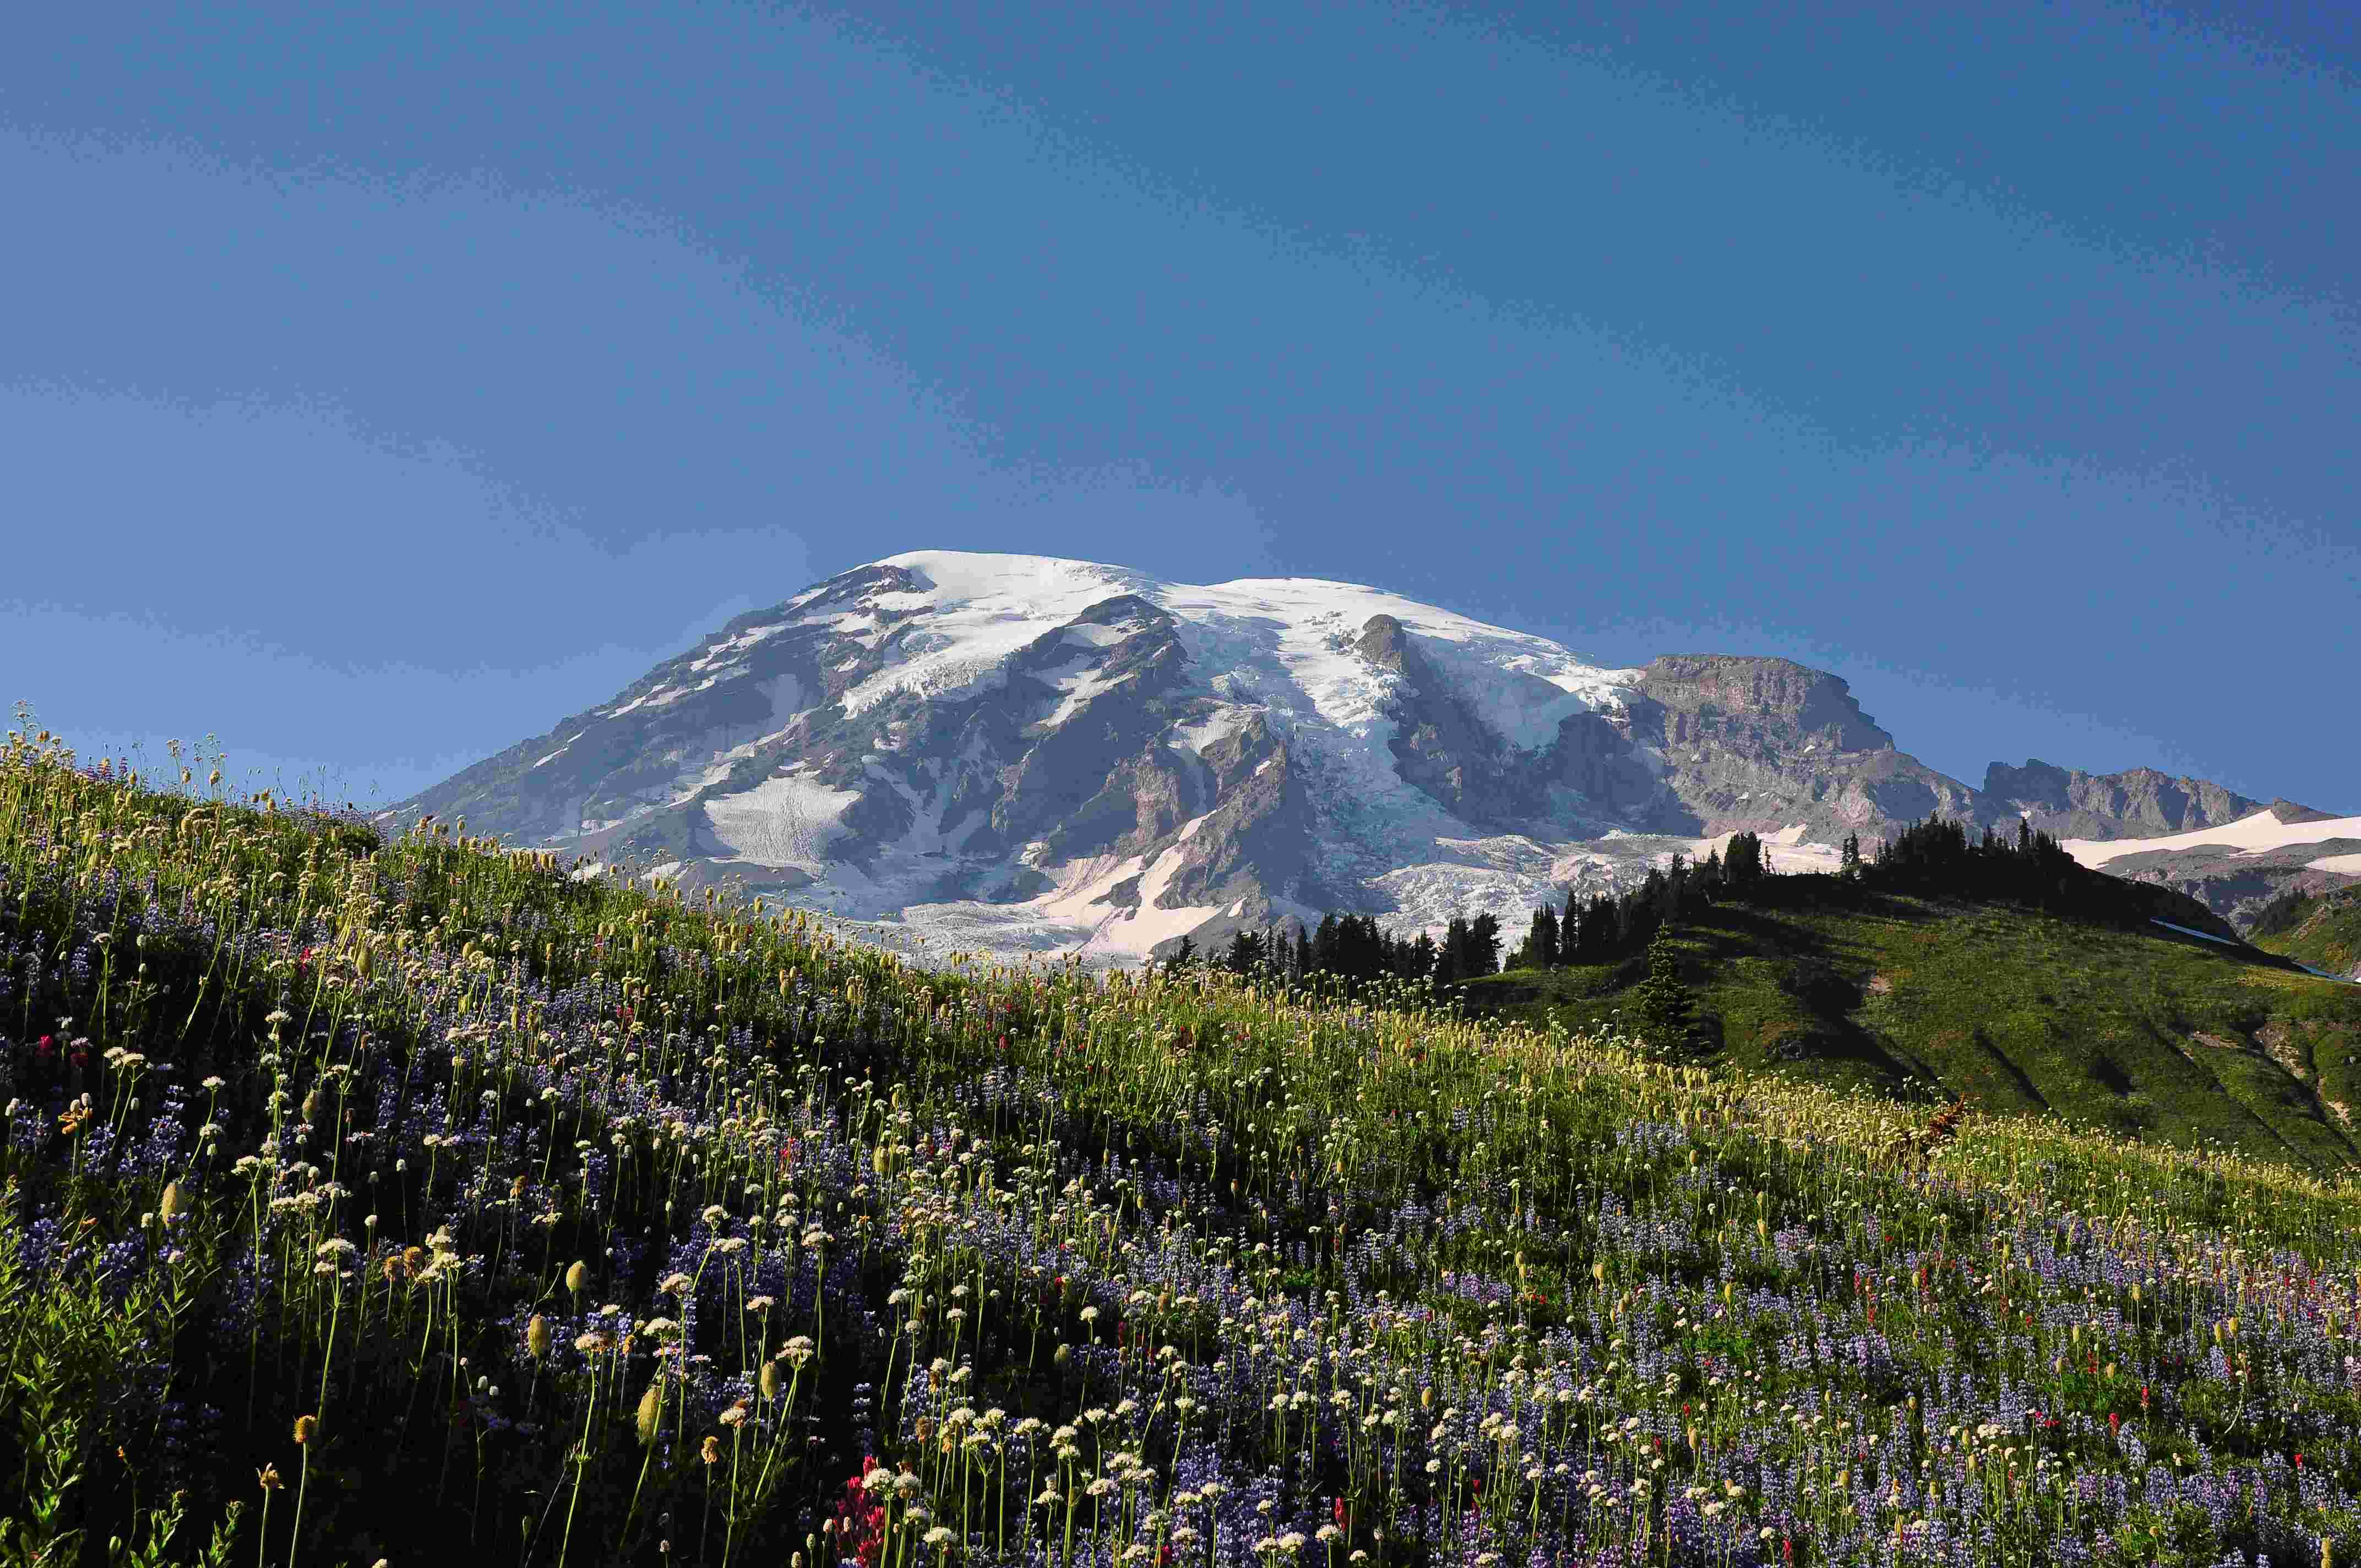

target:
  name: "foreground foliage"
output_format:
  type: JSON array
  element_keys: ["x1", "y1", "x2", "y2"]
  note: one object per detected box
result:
[{"x1": 6, "y1": 728, "x2": 2361, "y2": 1567}]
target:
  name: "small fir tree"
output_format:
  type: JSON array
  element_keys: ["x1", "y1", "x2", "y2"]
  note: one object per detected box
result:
[
  {"x1": 1468, "y1": 911, "x2": 1503, "y2": 977},
  {"x1": 1633, "y1": 924, "x2": 1698, "y2": 1059},
  {"x1": 1514, "y1": 904, "x2": 1560, "y2": 970}
]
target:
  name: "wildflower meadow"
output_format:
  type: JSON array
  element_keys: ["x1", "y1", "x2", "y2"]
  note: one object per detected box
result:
[{"x1": 7, "y1": 725, "x2": 2361, "y2": 1568}]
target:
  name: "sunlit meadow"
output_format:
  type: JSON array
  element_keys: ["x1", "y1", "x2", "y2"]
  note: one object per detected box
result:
[{"x1": 7, "y1": 725, "x2": 2361, "y2": 1567}]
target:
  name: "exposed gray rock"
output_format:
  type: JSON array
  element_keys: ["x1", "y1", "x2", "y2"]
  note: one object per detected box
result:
[
  {"x1": 1982, "y1": 759, "x2": 2267, "y2": 841},
  {"x1": 1358, "y1": 614, "x2": 1543, "y2": 827},
  {"x1": 1634, "y1": 655, "x2": 1895, "y2": 753},
  {"x1": 1624, "y1": 656, "x2": 1980, "y2": 845}
]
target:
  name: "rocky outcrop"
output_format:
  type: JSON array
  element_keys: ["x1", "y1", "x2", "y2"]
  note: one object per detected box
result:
[
  {"x1": 1634, "y1": 655, "x2": 1894, "y2": 753},
  {"x1": 1358, "y1": 614, "x2": 1541, "y2": 826},
  {"x1": 1623, "y1": 656, "x2": 1980, "y2": 844},
  {"x1": 1982, "y1": 760, "x2": 2268, "y2": 841}
]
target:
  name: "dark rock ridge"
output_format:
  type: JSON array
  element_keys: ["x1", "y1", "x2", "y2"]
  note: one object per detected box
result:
[{"x1": 385, "y1": 552, "x2": 2352, "y2": 959}]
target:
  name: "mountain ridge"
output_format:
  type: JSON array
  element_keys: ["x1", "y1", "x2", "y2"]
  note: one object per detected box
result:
[{"x1": 389, "y1": 550, "x2": 2354, "y2": 961}]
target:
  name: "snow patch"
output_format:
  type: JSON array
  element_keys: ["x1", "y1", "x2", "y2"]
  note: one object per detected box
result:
[
  {"x1": 532, "y1": 730, "x2": 587, "y2": 769},
  {"x1": 704, "y1": 774, "x2": 863, "y2": 869},
  {"x1": 1019, "y1": 820, "x2": 1228, "y2": 961},
  {"x1": 1169, "y1": 712, "x2": 1248, "y2": 756},
  {"x1": 2150, "y1": 918, "x2": 2243, "y2": 949},
  {"x1": 689, "y1": 622, "x2": 789, "y2": 672},
  {"x1": 2063, "y1": 809, "x2": 2361, "y2": 869}
]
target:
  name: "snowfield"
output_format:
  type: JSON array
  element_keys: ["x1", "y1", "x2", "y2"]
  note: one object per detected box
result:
[
  {"x1": 2061, "y1": 809, "x2": 2361, "y2": 869},
  {"x1": 702, "y1": 773, "x2": 862, "y2": 871}
]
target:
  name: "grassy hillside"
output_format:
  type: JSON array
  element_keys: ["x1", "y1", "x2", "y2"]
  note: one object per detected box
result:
[
  {"x1": 14, "y1": 729, "x2": 2361, "y2": 1567},
  {"x1": 2252, "y1": 884, "x2": 2361, "y2": 980},
  {"x1": 1466, "y1": 891, "x2": 2361, "y2": 1175}
]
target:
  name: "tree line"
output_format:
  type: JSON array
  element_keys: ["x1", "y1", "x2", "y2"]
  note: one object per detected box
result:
[
  {"x1": 1513, "y1": 818, "x2": 2099, "y2": 970},
  {"x1": 1163, "y1": 908, "x2": 1506, "y2": 990},
  {"x1": 1165, "y1": 816, "x2": 2099, "y2": 990}
]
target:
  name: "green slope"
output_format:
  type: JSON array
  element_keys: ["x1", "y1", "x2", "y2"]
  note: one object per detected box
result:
[
  {"x1": 1465, "y1": 891, "x2": 2361, "y2": 1174},
  {"x1": 2252, "y1": 884, "x2": 2361, "y2": 981}
]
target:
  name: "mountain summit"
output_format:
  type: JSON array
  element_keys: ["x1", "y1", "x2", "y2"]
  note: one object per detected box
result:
[{"x1": 392, "y1": 551, "x2": 2354, "y2": 960}]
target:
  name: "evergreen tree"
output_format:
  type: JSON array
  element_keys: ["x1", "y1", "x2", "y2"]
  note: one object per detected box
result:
[
  {"x1": 1347, "y1": 914, "x2": 1381, "y2": 981},
  {"x1": 1468, "y1": 911, "x2": 1503, "y2": 977},
  {"x1": 1632, "y1": 924, "x2": 1698, "y2": 1059},
  {"x1": 1168, "y1": 934, "x2": 1197, "y2": 970},
  {"x1": 1312, "y1": 912, "x2": 1341, "y2": 975},
  {"x1": 1725, "y1": 831, "x2": 1766, "y2": 895},
  {"x1": 1582, "y1": 894, "x2": 1620, "y2": 960},
  {"x1": 1409, "y1": 930, "x2": 1438, "y2": 982},
  {"x1": 1513, "y1": 904, "x2": 1560, "y2": 970},
  {"x1": 1434, "y1": 917, "x2": 1468, "y2": 984}
]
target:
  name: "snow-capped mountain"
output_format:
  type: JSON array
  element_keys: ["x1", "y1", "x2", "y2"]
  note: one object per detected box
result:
[{"x1": 389, "y1": 551, "x2": 2354, "y2": 961}]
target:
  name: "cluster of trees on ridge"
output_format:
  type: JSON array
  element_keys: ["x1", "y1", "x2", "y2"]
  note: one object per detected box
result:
[
  {"x1": 1166, "y1": 908, "x2": 1506, "y2": 987},
  {"x1": 1169, "y1": 816, "x2": 2114, "y2": 988}
]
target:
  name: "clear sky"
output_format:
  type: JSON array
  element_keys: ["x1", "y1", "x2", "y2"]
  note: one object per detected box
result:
[{"x1": 4, "y1": 2, "x2": 2354, "y2": 812}]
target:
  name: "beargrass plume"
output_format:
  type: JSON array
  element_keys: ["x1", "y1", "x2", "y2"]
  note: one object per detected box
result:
[{"x1": 7, "y1": 725, "x2": 2361, "y2": 1566}]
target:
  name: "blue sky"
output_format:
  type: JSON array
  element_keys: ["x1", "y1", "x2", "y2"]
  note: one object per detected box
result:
[{"x1": 4, "y1": 2, "x2": 2354, "y2": 810}]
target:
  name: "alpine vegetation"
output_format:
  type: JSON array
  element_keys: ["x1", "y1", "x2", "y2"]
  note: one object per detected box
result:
[{"x1": 9, "y1": 725, "x2": 2361, "y2": 1567}]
